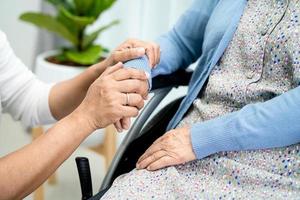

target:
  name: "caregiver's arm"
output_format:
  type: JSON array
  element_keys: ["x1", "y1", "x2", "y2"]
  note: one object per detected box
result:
[
  {"x1": 190, "y1": 86, "x2": 300, "y2": 159},
  {"x1": 0, "y1": 63, "x2": 148, "y2": 200},
  {"x1": 124, "y1": 0, "x2": 220, "y2": 83},
  {"x1": 0, "y1": 31, "x2": 152, "y2": 125},
  {"x1": 46, "y1": 45, "x2": 149, "y2": 120}
]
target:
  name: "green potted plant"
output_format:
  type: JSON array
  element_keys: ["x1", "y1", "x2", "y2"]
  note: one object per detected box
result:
[
  {"x1": 20, "y1": 0, "x2": 119, "y2": 67},
  {"x1": 20, "y1": 0, "x2": 119, "y2": 146}
]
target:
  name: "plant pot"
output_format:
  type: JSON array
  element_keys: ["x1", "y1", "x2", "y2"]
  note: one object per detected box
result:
[{"x1": 35, "y1": 50, "x2": 105, "y2": 147}]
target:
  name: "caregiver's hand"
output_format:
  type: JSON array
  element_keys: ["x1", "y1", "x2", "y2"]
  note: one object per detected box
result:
[
  {"x1": 73, "y1": 62, "x2": 148, "y2": 131},
  {"x1": 136, "y1": 126, "x2": 196, "y2": 171},
  {"x1": 113, "y1": 39, "x2": 160, "y2": 132}
]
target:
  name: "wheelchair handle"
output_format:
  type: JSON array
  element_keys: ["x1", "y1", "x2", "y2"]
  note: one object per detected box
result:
[{"x1": 76, "y1": 157, "x2": 93, "y2": 200}]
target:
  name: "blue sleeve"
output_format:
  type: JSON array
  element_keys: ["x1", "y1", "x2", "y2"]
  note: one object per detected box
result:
[
  {"x1": 191, "y1": 86, "x2": 300, "y2": 159},
  {"x1": 124, "y1": 0, "x2": 220, "y2": 84}
]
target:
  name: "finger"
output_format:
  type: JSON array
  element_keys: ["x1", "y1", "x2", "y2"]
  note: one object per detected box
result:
[
  {"x1": 103, "y1": 62, "x2": 123, "y2": 75},
  {"x1": 147, "y1": 156, "x2": 176, "y2": 171},
  {"x1": 120, "y1": 117, "x2": 131, "y2": 130},
  {"x1": 137, "y1": 141, "x2": 163, "y2": 164},
  {"x1": 111, "y1": 68, "x2": 148, "y2": 81},
  {"x1": 155, "y1": 45, "x2": 161, "y2": 67},
  {"x1": 130, "y1": 93, "x2": 145, "y2": 109},
  {"x1": 117, "y1": 80, "x2": 148, "y2": 98},
  {"x1": 150, "y1": 42, "x2": 159, "y2": 67},
  {"x1": 113, "y1": 47, "x2": 145, "y2": 62},
  {"x1": 116, "y1": 39, "x2": 136, "y2": 50},
  {"x1": 114, "y1": 121, "x2": 123, "y2": 133},
  {"x1": 121, "y1": 93, "x2": 144, "y2": 109},
  {"x1": 121, "y1": 106, "x2": 139, "y2": 118},
  {"x1": 136, "y1": 150, "x2": 166, "y2": 169},
  {"x1": 145, "y1": 45, "x2": 155, "y2": 67}
]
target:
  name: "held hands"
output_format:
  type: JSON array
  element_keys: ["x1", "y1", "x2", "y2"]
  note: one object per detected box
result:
[
  {"x1": 74, "y1": 62, "x2": 148, "y2": 131},
  {"x1": 105, "y1": 38, "x2": 161, "y2": 68},
  {"x1": 111, "y1": 39, "x2": 161, "y2": 132},
  {"x1": 136, "y1": 126, "x2": 196, "y2": 171}
]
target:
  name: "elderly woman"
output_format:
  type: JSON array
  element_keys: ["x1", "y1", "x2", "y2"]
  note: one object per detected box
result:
[
  {"x1": 0, "y1": 29, "x2": 161, "y2": 199},
  {"x1": 102, "y1": 0, "x2": 300, "y2": 199}
]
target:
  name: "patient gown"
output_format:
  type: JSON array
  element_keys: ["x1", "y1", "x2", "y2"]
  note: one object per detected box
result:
[{"x1": 102, "y1": 0, "x2": 300, "y2": 199}]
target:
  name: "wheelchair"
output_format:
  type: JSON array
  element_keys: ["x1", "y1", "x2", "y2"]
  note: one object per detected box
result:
[{"x1": 75, "y1": 70, "x2": 192, "y2": 200}]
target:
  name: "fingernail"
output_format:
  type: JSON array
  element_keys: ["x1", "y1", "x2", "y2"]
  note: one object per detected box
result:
[
  {"x1": 136, "y1": 164, "x2": 140, "y2": 169},
  {"x1": 136, "y1": 47, "x2": 145, "y2": 54},
  {"x1": 147, "y1": 166, "x2": 151, "y2": 170}
]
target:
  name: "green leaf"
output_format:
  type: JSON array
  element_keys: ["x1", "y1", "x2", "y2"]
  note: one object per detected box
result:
[
  {"x1": 46, "y1": 0, "x2": 75, "y2": 13},
  {"x1": 57, "y1": 7, "x2": 80, "y2": 37},
  {"x1": 19, "y1": 12, "x2": 78, "y2": 45},
  {"x1": 82, "y1": 20, "x2": 119, "y2": 49},
  {"x1": 88, "y1": 0, "x2": 116, "y2": 18},
  {"x1": 74, "y1": 0, "x2": 94, "y2": 15},
  {"x1": 59, "y1": 6, "x2": 95, "y2": 28},
  {"x1": 65, "y1": 45, "x2": 102, "y2": 65}
]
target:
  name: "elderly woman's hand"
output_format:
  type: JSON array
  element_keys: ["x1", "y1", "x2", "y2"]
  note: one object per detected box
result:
[
  {"x1": 104, "y1": 38, "x2": 160, "y2": 68},
  {"x1": 136, "y1": 126, "x2": 196, "y2": 171}
]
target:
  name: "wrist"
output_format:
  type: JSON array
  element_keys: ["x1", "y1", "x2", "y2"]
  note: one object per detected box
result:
[{"x1": 66, "y1": 108, "x2": 96, "y2": 137}]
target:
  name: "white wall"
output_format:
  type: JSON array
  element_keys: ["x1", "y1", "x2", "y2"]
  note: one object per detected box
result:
[
  {"x1": 0, "y1": 0, "x2": 41, "y2": 69},
  {"x1": 91, "y1": 0, "x2": 193, "y2": 51}
]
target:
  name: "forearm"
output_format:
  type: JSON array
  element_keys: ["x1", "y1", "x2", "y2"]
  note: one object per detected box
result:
[
  {"x1": 191, "y1": 86, "x2": 300, "y2": 159},
  {"x1": 49, "y1": 61, "x2": 107, "y2": 120},
  {"x1": 0, "y1": 111, "x2": 94, "y2": 199},
  {"x1": 124, "y1": 0, "x2": 218, "y2": 79}
]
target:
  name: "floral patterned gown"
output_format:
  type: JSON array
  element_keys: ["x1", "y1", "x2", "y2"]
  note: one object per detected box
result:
[{"x1": 102, "y1": 0, "x2": 300, "y2": 199}]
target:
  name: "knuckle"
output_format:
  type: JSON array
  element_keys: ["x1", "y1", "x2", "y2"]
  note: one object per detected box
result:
[{"x1": 165, "y1": 133, "x2": 173, "y2": 139}]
